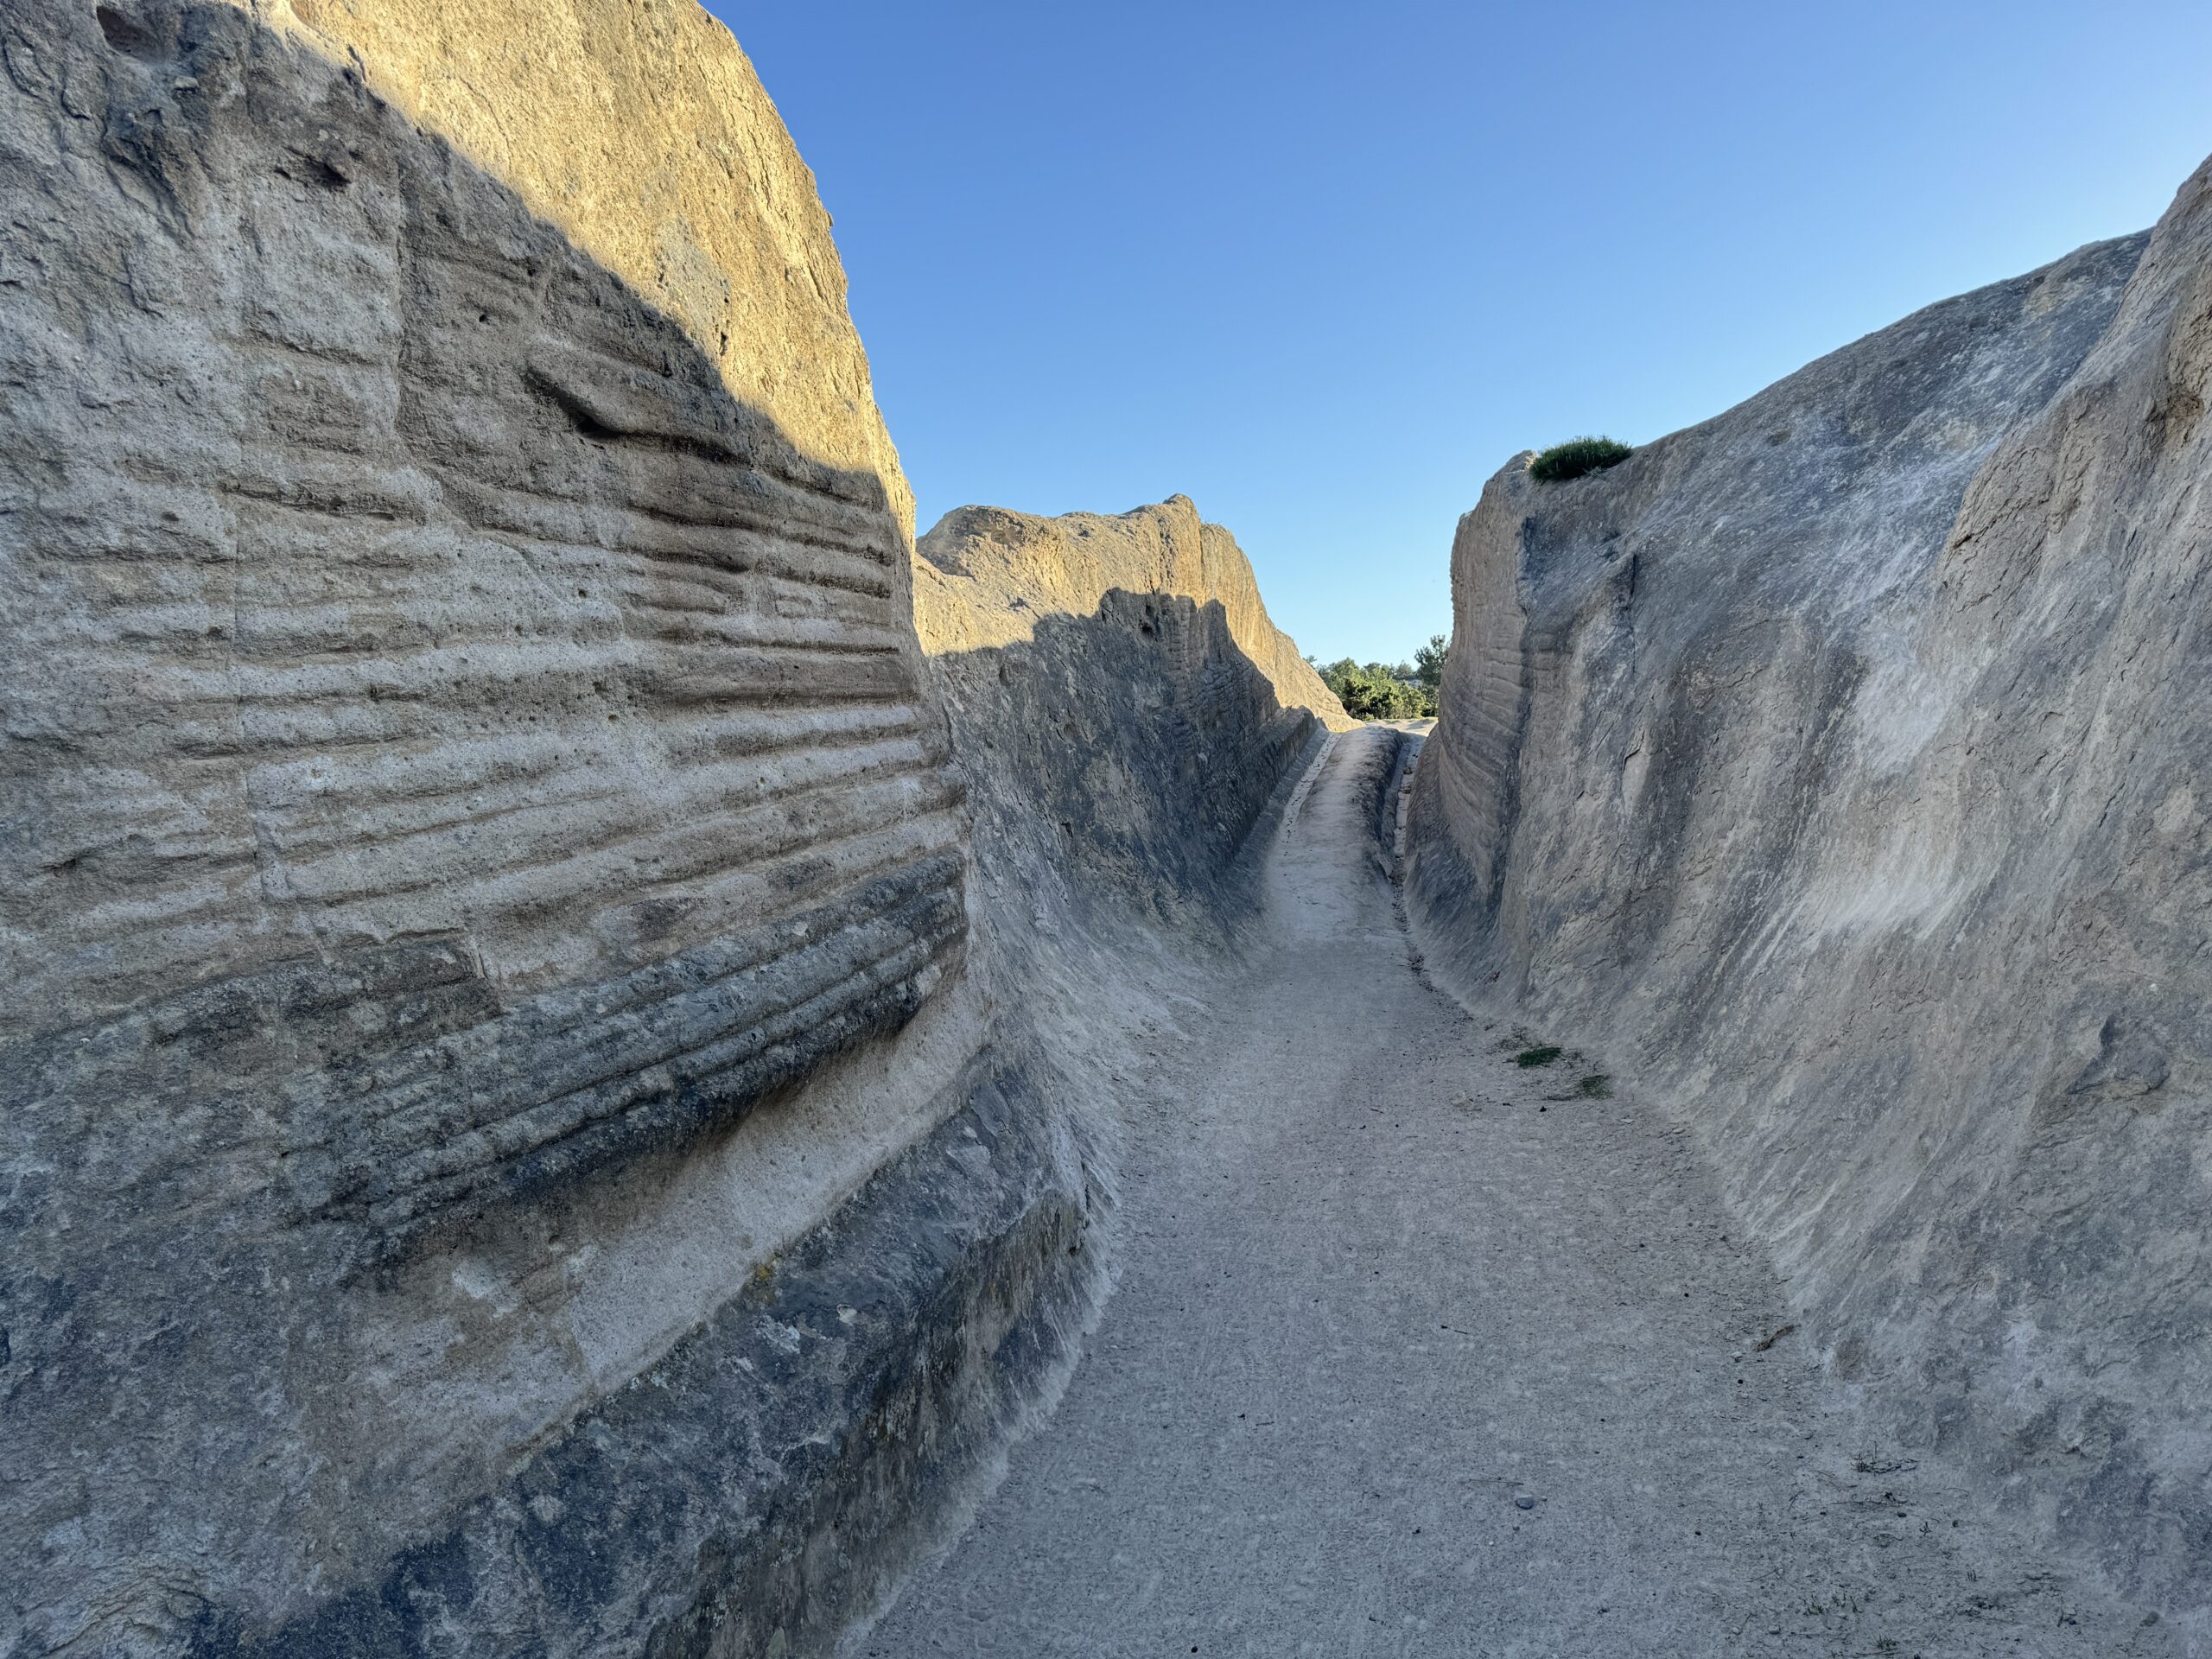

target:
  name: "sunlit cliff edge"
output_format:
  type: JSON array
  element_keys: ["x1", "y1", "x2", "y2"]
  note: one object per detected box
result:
[
  {"x1": 1407, "y1": 178, "x2": 2211, "y2": 1613},
  {"x1": 232, "y1": 0, "x2": 918, "y2": 542}
]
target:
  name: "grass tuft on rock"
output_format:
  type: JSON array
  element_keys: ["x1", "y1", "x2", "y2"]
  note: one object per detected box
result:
[
  {"x1": 1513, "y1": 1045, "x2": 1563, "y2": 1068},
  {"x1": 1529, "y1": 436, "x2": 1633, "y2": 483}
]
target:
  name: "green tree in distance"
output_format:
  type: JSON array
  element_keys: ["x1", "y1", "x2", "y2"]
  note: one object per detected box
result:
[
  {"x1": 1307, "y1": 652, "x2": 1439, "y2": 721},
  {"x1": 1413, "y1": 634, "x2": 1447, "y2": 694}
]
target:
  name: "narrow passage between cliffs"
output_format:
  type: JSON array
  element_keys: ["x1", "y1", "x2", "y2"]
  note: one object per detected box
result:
[{"x1": 855, "y1": 728, "x2": 2167, "y2": 1659}]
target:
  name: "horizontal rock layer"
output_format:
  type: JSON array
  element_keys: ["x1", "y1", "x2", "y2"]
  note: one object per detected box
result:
[
  {"x1": 2, "y1": 0, "x2": 963, "y2": 1193},
  {"x1": 1, "y1": 6, "x2": 1343, "y2": 1654},
  {"x1": 1408, "y1": 177, "x2": 2212, "y2": 1608},
  {"x1": 182, "y1": 1051, "x2": 1103, "y2": 1659},
  {"x1": 3, "y1": 3, "x2": 977, "y2": 1651}
]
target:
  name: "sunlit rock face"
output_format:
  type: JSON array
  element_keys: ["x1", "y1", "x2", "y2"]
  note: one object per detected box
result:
[
  {"x1": 240, "y1": 0, "x2": 918, "y2": 541},
  {"x1": 0, "y1": 6, "x2": 1343, "y2": 1652},
  {"x1": 1, "y1": 2, "x2": 1002, "y2": 1650},
  {"x1": 916, "y1": 494, "x2": 1354, "y2": 724},
  {"x1": 1408, "y1": 176, "x2": 2212, "y2": 1608},
  {"x1": 917, "y1": 496, "x2": 1352, "y2": 950}
]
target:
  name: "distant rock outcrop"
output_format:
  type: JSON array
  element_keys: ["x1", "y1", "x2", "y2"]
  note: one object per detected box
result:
[
  {"x1": 918, "y1": 498, "x2": 1352, "y2": 946},
  {"x1": 917, "y1": 495, "x2": 1352, "y2": 729},
  {"x1": 1407, "y1": 169, "x2": 2212, "y2": 1610}
]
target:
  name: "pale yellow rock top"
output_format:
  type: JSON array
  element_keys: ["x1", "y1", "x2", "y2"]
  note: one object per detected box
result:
[
  {"x1": 915, "y1": 496, "x2": 1357, "y2": 731},
  {"x1": 237, "y1": 0, "x2": 915, "y2": 540}
]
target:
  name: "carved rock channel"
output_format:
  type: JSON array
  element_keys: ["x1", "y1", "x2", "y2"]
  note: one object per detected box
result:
[{"x1": 5, "y1": 2, "x2": 2210, "y2": 1656}]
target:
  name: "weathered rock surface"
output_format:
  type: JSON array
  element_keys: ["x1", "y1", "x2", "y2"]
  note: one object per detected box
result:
[
  {"x1": 916, "y1": 496, "x2": 1351, "y2": 728},
  {"x1": 247, "y1": 0, "x2": 918, "y2": 540},
  {"x1": 0, "y1": 5, "x2": 1337, "y2": 1654},
  {"x1": 917, "y1": 499, "x2": 1351, "y2": 951},
  {"x1": 0, "y1": 2, "x2": 1000, "y2": 1649},
  {"x1": 1407, "y1": 171, "x2": 2212, "y2": 1611}
]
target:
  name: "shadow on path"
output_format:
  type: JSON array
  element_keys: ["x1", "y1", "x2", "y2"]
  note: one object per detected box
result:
[{"x1": 855, "y1": 728, "x2": 2171, "y2": 1659}]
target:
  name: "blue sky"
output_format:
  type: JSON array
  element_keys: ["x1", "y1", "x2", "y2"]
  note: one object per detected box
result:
[{"x1": 715, "y1": 2, "x2": 2212, "y2": 666}]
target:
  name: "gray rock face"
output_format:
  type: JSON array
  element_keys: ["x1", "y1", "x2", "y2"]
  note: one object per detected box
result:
[
  {"x1": 0, "y1": 6, "x2": 1338, "y2": 1652},
  {"x1": 3, "y1": 0, "x2": 972, "y2": 1247},
  {"x1": 917, "y1": 499, "x2": 1349, "y2": 954},
  {"x1": 1407, "y1": 169, "x2": 2212, "y2": 1609},
  {"x1": 0, "y1": 3, "x2": 985, "y2": 1648}
]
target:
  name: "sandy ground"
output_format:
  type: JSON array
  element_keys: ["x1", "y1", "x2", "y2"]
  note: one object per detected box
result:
[{"x1": 855, "y1": 728, "x2": 2171, "y2": 1658}]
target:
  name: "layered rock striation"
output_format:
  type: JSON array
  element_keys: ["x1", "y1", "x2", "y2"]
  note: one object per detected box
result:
[
  {"x1": 0, "y1": 3, "x2": 1339, "y2": 1652},
  {"x1": 1, "y1": 2, "x2": 992, "y2": 1649},
  {"x1": 1407, "y1": 172, "x2": 2212, "y2": 1607}
]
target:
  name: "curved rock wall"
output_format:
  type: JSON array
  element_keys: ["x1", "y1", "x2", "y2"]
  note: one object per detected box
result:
[
  {"x1": 1407, "y1": 180, "x2": 2212, "y2": 1606},
  {"x1": 0, "y1": 3, "x2": 999, "y2": 1652},
  {"x1": 0, "y1": 6, "x2": 1339, "y2": 1653}
]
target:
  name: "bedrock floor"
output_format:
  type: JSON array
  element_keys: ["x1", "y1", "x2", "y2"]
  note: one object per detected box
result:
[{"x1": 856, "y1": 728, "x2": 2169, "y2": 1659}]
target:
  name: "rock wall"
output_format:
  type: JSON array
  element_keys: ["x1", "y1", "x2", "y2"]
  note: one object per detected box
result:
[
  {"x1": 0, "y1": 3, "x2": 1009, "y2": 1653},
  {"x1": 917, "y1": 498, "x2": 1351, "y2": 949},
  {"x1": 245, "y1": 0, "x2": 918, "y2": 542},
  {"x1": 916, "y1": 496, "x2": 1351, "y2": 724},
  {"x1": 1407, "y1": 175, "x2": 2212, "y2": 1608},
  {"x1": 0, "y1": 5, "x2": 1338, "y2": 1654}
]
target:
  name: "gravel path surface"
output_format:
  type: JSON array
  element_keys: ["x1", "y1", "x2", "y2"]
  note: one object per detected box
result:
[{"x1": 855, "y1": 728, "x2": 2170, "y2": 1658}]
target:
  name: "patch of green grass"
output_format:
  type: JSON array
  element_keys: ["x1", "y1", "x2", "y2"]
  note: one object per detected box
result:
[
  {"x1": 1573, "y1": 1073, "x2": 1611, "y2": 1098},
  {"x1": 1513, "y1": 1045, "x2": 1563, "y2": 1068},
  {"x1": 1528, "y1": 436, "x2": 1633, "y2": 483}
]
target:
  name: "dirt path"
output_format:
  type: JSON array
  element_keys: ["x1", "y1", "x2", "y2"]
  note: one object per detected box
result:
[{"x1": 855, "y1": 728, "x2": 2168, "y2": 1658}]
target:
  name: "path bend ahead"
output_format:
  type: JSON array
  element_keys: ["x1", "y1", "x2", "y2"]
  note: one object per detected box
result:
[{"x1": 858, "y1": 728, "x2": 2168, "y2": 1659}]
